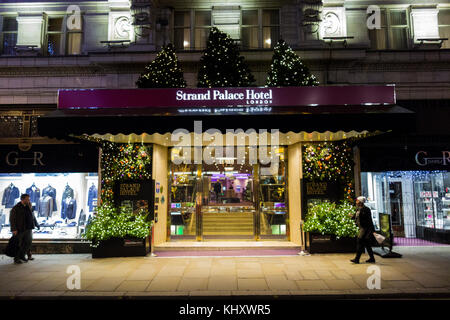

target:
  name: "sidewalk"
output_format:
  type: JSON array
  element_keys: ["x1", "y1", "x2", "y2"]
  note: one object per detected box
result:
[{"x1": 0, "y1": 246, "x2": 449, "y2": 299}]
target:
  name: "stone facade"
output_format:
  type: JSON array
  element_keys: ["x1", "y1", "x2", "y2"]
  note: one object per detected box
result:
[{"x1": 0, "y1": 0, "x2": 449, "y2": 137}]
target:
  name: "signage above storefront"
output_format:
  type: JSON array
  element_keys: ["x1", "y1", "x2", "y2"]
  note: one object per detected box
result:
[
  {"x1": 0, "y1": 144, "x2": 98, "y2": 173},
  {"x1": 58, "y1": 86, "x2": 396, "y2": 109}
]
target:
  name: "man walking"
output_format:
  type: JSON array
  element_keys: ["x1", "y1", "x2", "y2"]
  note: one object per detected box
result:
[
  {"x1": 350, "y1": 196, "x2": 376, "y2": 264},
  {"x1": 10, "y1": 194, "x2": 37, "y2": 264}
]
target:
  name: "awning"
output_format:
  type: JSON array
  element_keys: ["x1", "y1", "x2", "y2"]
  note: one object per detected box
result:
[{"x1": 37, "y1": 104, "x2": 414, "y2": 145}]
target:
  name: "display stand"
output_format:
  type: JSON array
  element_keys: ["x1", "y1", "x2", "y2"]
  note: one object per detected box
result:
[{"x1": 373, "y1": 212, "x2": 402, "y2": 258}]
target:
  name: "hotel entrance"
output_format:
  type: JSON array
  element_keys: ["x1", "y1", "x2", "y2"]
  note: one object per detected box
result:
[{"x1": 168, "y1": 146, "x2": 288, "y2": 241}]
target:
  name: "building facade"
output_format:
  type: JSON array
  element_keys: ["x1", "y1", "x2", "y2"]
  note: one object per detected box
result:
[{"x1": 0, "y1": 0, "x2": 449, "y2": 250}]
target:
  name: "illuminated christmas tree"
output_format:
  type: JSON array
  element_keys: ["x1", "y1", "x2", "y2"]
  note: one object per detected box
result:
[
  {"x1": 136, "y1": 43, "x2": 186, "y2": 88},
  {"x1": 266, "y1": 39, "x2": 318, "y2": 87},
  {"x1": 197, "y1": 27, "x2": 255, "y2": 87}
]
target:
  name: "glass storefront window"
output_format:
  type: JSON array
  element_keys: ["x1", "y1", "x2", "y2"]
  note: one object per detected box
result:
[
  {"x1": 0, "y1": 172, "x2": 98, "y2": 239},
  {"x1": 361, "y1": 171, "x2": 450, "y2": 236}
]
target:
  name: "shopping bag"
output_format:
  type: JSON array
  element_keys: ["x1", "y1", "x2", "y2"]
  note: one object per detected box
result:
[
  {"x1": 4, "y1": 235, "x2": 19, "y2": 257},
  {"x1": 373, "y1": 233, "x2": 386, "y2": 244}
]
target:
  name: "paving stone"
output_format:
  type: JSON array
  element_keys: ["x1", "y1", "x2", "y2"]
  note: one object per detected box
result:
[
  {"x1": 324, "y1": 279, "x2": 361, "y2": 290},
  {"x1": 208, "y1": 276, "x2": 238, "y2": 291},
  {"x1": 299, "y1": 270, "x2": 320, "y2": 280},
  {"x1": 295, "y1": 280, "x2": 329, "y2": 290},
  {"x1": 265, "y1": 275, "x2": 298, "y2": 291},
  {"x1": 237, "y1": 279, "x2": 269, "y2": 291},
  {"x1": 183, "y1": 267, "x2": 211, "y2": 278},
  {"x1": 115, "y1": 280, "x2": 151, "y2": 292},
  {"x1": 156, "y1": 266, "x2": 186, "y2": 277},
  {"x1": 177, "y1": 278, "x2": 208, "y2": 291},
  {"x1": 147, "y1": 276, "x2": 181, "y2": 292},
  {"x1": 331, "y1": 270, "x2": 352, "y2": 280},
  {"x1": 284, "y1": 270, "x2": 304, "y2": 281},
  {"x1": 405, "y1": 273, "x2": 449, "y2": 288},
  {"x1": 126, "y1": 269, "x2": 158, "y2": 281},
  {"x1": 84, "y1": 277, "x2": 126, "y2": 292},
  {"x1": 237, "y1": 269, "x2": 265, "y2": 278}
]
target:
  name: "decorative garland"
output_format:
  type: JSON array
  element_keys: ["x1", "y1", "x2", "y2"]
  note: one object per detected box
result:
[
  {"x1": 303, "y1": 141, "x2": 355, "y2": 202},
  {"x1": 100, "y1": 141, "x2": 152, "y2": 205}
]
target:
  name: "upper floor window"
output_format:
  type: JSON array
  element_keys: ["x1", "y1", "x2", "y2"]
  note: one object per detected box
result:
[
  {"x1": 241, "y1": 10, "x2": 259, "y2": 49},
  {"x1": 46, "y1": 17, "x2": 64, "y2": 56},
  {"x1": 439, "y1": 9, "x2": 450, "y2": 49},
  {"x1": 174, "y1": 11, "x2": 191, "y2": 50},
  {"x1": 1, "y1": 17, "x2": 18, "y2": 55},
  {"x1": 173, "y1": 9, "x2": 279, "y2": 50},
  {"x1": 194, "y1": 10, "x2": 211, "y2": 49},
  {"x1": 66, "y1": 15, "x2": 82, "y2": 55},
  {"x1": 369, "y1": 9, "x2": 410, "y2": 50},
  {"x1": 262, "y1": 9, "x2": 280, "y2": 49},
  {"x1": 46, "y1": 15, "x2": 83, "y2": 56}
]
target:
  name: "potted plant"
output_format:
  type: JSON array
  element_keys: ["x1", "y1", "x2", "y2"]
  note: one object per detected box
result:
[
  {"x1": 83, "y1": 204, "x2": 152, "y2": 258},
  {"x1": 303, "y1": 201, "x2": 358, "y2": 253}
]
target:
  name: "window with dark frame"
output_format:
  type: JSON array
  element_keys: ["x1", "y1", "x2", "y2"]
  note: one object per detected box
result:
[
  {"x1": 369, "y1": 9, "x2": 410, "y2": 50},
  {"x1": 241, "y1": 10, "x2": 259, "y2": 49},
  {"x1": 47, "y1": 17, "x2": 64, "y2": 56},
  {"x1": 438, "y1": 9, "x2": 450, "y2": 49},
  {"x1": 262, "y1": 9, "x2": 279, "y2": 49},
  {"x1": 1, "y1": 16, "x2": 18, "y2": 55},
  {"x1": 194, "y1": 10, "x2": 211, "y2": 50},
  {"x1": 66, "y1": 14, "x2": 83, "y2": 55},
  {"x1": 174, "y1": 11, "x2": 191, "y2": 50}
]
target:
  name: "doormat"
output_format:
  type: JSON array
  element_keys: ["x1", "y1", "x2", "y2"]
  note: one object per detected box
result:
[{"x1": 153, "y1": 249, "x2": 301, "y2": 257}]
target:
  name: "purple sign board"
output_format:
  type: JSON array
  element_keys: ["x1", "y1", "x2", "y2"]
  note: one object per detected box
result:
[{"x1": 58, "y1": 86, "x2": 396, "y2": 109}]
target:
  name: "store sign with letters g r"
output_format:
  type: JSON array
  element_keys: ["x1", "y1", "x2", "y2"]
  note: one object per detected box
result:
[
  {"x1": 415, "y1": 151, "x2": 450, "y2": 166},
  {"x1": 6, "y1": 151, "x2": 44, "y2": 167}
]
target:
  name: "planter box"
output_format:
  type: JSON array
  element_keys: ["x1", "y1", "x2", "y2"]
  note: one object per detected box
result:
[
  {"x1": 91, "y1": 237, "x2": 150, "y2": 258},
  {"x1": 307, "y1": 233, "x2": 356, "y2": 254}
]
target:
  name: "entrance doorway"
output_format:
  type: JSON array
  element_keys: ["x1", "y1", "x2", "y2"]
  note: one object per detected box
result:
[{"x1": 168, "y1": 146, "x2": 288, "y2": 240}]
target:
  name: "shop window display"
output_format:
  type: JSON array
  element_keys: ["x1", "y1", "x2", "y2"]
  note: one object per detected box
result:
[
  {"x1": 361, "y1": 171, "x2": 450, "y2": 239},
  {"x1": 0, "y1": 172, "x2": 98, "y2": 239}
]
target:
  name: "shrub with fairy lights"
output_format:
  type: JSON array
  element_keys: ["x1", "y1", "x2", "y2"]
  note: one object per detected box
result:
[
  {"x1": 303, "y1": 201, "x2": 358, "y2": 238},
  {"x1": 83, "y1": 204, "x2": 152, "y2": 247}
]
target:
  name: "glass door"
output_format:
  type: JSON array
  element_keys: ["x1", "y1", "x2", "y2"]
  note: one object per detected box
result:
[
  {"x1": 168, "y1": 163, "x2": 198, "y2": 239},
  {"x1": 201, "y1": 147, "x2": 256, "y2": 239}
]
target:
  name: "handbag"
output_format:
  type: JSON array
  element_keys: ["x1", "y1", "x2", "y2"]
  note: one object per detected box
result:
[
  {"x1": 4, "y1": 235, "x2": 19, "y2": 257},
  {"x1": 373, "y1": 233, "x2": 386, "y2": 244}
]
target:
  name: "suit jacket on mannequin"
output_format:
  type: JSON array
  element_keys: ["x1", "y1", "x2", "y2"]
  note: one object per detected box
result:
[
  {"x1": 37, "y1": 195, "x2": 54, "y2": 218},
  {"x1": 61, "y1": 197, "x2": 77, "y2": 220},
  {"x1": 42, "y1": 185, "x2": 57, "y2": 211},
  {"x1": 87, "y1": 184, "x2": 97, "y2": 212},
  {"x1": 61, "y1": 185, "x2": 74, "y2": 217},
  {"x1": 25, "y1": 185, "x2": 41, "y2": 210},
  {"x1": 2, "y1": 185, "x2": 20, "y2": 208}
]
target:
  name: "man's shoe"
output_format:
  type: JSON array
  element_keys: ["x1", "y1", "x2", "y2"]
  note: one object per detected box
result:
[
  {"x1": 350, "y1": 259, "x2": 359, "y2": 264},
  {"x1": 14, "y1": 259, "x2": 22, "y2": 264},
  {"x1": 366, "y1": 258, "x2": 376, "y2": 263},
  {"x1": 27, "y1": 256, "x2": 35, "y2": 261},
  {"x1": 20, "y1": 257, "x2": 28, "y2": 263}
]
